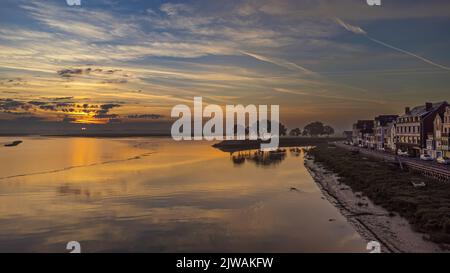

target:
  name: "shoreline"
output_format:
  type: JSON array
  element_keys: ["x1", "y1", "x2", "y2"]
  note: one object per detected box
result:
[
  {"x1": 212, "y1": 138, "x2": 344, "y2": 152},
  {"x1": 304, "y1": 157, "x2": 444, "y2": 253}
]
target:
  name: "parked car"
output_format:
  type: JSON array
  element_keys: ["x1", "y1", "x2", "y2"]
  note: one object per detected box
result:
[
  {"x1": 436, "y1": 157, "x2": 450, "y2": 165},
  {"x1": 397, "y1": 150, "x2": 409, "y2": 157},
  {"x1": 420, "y1": 154, "x2": 433, "y2": 161}
]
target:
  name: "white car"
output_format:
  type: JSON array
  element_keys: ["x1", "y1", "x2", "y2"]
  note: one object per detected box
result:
[
  {"x1": 420, "y1": 154, "x2": 433, "y2": 161},
  {"x1": 437, "y1": 157, "x2": 450, "y2": 164},
  {"x1": 397, "y1": 150, "x2": 409, "y2": 157}
]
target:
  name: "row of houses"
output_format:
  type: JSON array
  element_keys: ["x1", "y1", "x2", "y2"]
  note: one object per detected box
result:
[{"x1": 348, "y1": 101, "x2": 450, "y2": 159}]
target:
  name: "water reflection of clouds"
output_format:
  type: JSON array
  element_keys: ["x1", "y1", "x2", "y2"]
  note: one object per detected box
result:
[{"x1": 0, "y1": 138, "x2": 366, "y2": 252}]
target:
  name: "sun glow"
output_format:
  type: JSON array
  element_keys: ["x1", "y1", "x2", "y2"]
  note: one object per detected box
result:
[{"x1": 73, "y1": 118, "x2": 108, "y2": 125}]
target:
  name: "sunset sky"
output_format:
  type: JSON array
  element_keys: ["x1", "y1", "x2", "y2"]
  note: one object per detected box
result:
[{"x1": 1, "y1": 0, "x2": 450, "y2": 132}]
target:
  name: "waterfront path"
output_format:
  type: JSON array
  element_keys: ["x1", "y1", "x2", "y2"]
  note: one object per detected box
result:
[{"x1": 335, "y1": 142, "x2": 450, "y2": 182}]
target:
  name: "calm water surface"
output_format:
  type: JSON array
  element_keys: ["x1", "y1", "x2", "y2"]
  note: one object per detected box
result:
[{"x1": 0, "y1": 137, "x2": 367, "y2": 252}]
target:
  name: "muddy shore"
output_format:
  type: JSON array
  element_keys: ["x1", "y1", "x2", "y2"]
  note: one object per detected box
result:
[{"x1": 305, "y1": 158, "x2": 444, "y2": 253}]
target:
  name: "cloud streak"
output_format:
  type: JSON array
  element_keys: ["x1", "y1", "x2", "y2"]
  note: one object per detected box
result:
[
  {"x1": 1, "y1": 1, "x2": 450, "y2": 130},
  {"x1": 241, "y1": 51, "x2": 317, "y2": 75},
  {"x1": 335, "y1": 18, "x2": 450, "y2": 71},
  {"x1": 366, "y1": 36, "x2": 450, "y2": 71},
  {"x1": 335, "y1": 18, "x2": 366, "y2": 35}
]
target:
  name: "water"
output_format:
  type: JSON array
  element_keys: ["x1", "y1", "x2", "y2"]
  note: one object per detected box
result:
[{"x1": 0, "y1": 137, "x2": 367, "y2": 252}]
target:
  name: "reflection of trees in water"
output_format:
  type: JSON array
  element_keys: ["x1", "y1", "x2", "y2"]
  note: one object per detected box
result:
[
  {"x1": 231, "y1": 148, "x2": 290, "y2": 167},
  {"x1": 289, "y1": 147, "x2": 302, "y2": 157},
  {"x1": 231, "y1": 153, "x2": 247, "y2": 165}
]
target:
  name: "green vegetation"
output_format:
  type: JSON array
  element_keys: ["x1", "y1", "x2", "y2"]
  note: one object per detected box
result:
[
  {"x1": 302, "y1": 121, "x2": 335, "y2": 137},
  {"x1": 289, "y1": 128, "x2": 302, "y2": 136},
  {"x1": 309, "y1": 145, "x2": 450, "y2": 245},
  {"x1": 213, "y1": 137, "x2": 344, "y2": 152}
]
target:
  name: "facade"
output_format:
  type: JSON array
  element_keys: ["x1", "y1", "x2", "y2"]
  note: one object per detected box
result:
[
  {"x1": 386, "y1": 121, "x2": 397, "y2": 152},
  {"x1": 434, "y1": 106, "x2": 450, "y2": 158},
  {"x1": 396, "y1": 102, "x2": 448, "y2": 157},
  {"x1": 374, "y1": 115, "x2": 398, "y2": 150},
  {"x1": 362, "y1": 132, "x2": 373, "y2": 148},
  {"x1": 443, "y1": 106, "x2": 450, "y2": 158},
  {"x1": 425, "y1": 113, "x2": 446, "y2": 158},
  {"x1": 367, "y1": 133, "x2": 376, "y2": 149},
  {"x1": 442, "y1": 106, "x2": 450, "y2": 158},
  {"x1": 342, "y1": 131, "x2": 353, "y2": 143},
  {"x1": 352, "y1": 120, "x2": 374, "y2": 146}
]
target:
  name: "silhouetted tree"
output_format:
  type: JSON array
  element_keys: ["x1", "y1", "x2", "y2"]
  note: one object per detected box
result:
[
  {"x1": 289, "y1": 128, "x2": 302, "y2": 136},
  {"x1": 279, "y1": 123, "x2": 287, "y2": 136},
  {"x1": 254, "y1": 120, "x2": 288, "y2": 136},
  {"x1": 323, "y1": 125, "x2": 335, "y2": 137},
  {"x1": 303, "y1": 121, "x2": 324, "y2": 136}
]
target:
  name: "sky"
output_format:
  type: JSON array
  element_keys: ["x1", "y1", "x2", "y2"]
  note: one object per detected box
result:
[{"x1": 1, "y1": 0, "x2": 450, "y2": 133}]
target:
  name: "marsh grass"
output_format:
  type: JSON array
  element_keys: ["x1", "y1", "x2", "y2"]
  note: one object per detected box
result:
[{"x1": 309, "y1": 145, "x2": 450, "y2": 245}]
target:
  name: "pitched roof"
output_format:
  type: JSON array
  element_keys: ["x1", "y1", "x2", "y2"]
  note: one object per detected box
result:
[
  {"x1": 354, "y1": 120, "x2": 373, "y2": 129},
  {"x1": 375, "y1": 115, "x2": 398, "y2": 126},
  {"x1": 400, "y1": 101, "x2": 447, "y2": 118}
]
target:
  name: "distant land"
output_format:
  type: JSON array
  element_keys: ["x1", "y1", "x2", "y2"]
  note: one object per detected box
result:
[{"x1": 0, "y1": 119, "x2": 172, "y2": 136}]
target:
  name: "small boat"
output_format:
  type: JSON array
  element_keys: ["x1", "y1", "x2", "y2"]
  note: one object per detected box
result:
[{"x1": 4, "y1": 140, "x2": 23, "y2": 147}]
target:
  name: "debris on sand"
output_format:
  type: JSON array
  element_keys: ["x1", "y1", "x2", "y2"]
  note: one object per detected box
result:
[
  {"x1": 411, "y1": 181, "x2": 426, "y2": 188},
  {"x1": 4, "y1": 140, "x2": 22, "y2": 147}
]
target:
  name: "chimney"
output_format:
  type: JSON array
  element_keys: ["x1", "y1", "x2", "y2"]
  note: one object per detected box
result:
[
  {"x1": 425, "y1": 102, "x2": 433, "y2": 111},
  {"x1": 405, "y1": 107, "x2": 410, "y2": 114}
]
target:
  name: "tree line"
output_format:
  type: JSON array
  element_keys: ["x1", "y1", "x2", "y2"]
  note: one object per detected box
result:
[
  {"x1": 237, "y1": 121, "x2": 335, "y2": 137},
  {"x1": 288, "y1": 121, "x2": 335, "y2": 137}
]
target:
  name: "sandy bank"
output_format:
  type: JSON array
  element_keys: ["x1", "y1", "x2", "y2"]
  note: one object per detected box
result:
[{"x1": 305, "y1": 157, "x2": 444, "y2": 253}]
